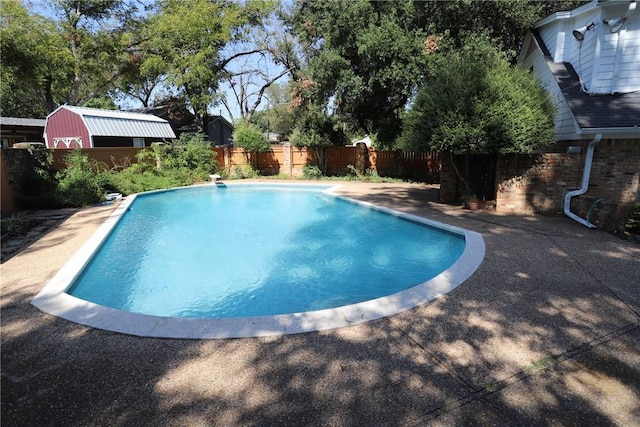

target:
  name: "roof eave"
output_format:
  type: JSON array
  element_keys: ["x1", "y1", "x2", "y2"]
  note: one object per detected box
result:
[
  {"x1": 534, "y1": 0, "x2": 599, "y2": 28},
  {"x1": 578, "y1": 127, "x2": 640, "y2": 138}
]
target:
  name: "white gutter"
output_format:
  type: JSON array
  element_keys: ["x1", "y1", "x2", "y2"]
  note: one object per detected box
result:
[{"x1": 564, "y1": 133, "x2": 602, "y2": 228}]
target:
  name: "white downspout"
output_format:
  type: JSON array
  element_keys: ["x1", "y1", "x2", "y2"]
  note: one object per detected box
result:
[{"x1": 563, "y1": 133, "x2": 602, "y2": 228}]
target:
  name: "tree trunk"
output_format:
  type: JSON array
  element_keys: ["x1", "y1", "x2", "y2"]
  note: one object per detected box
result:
[{"x1": 449, "y1": 151, "x2": 471, "y2": 196}]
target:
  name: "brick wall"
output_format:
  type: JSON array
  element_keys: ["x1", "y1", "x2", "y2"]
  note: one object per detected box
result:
[
  {"x1": 495, "y1": 138, "x2": 640, "y2": 232},
  {"x1": 438, "y1": 139, "x2": 639, "y2": 232},
  {"x1": 496, "y1": 152, "x2": 582, "y2": 215}
]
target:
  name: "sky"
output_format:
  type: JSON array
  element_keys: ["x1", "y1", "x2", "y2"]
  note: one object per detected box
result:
[{"x1": 24, "y1": 0, "x2": 290, "y2": 122}]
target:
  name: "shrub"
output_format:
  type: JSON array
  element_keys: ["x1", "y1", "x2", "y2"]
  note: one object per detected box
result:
[
  {"x1": 233, "y1": 120, "x2": 270, "y2": 171},
  {"x1": 15, "y1": 144, "x2": 59, "y2": 208},
  {"x1": 230, "y1": 164, "x2": 259, "y2": 180},
  {"x1": 151, "y1": 133, "x2": 219, "y2": 179},
  {"x1": 106, "y1": 134, "x2": 220, "y2": 195},
  {"x1": 55, "y1": 150, "x2": 113, "y2": 206},
  {"x1": 302, "y1": 164, "x2": 323, "y2": 179}
]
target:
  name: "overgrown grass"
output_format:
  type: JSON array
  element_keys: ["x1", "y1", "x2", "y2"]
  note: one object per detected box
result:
[
  {"x1": 0, "y1": 214, "x2": 42, "y2": 239},
  {"x1": 16, "y1": 138, "x2": 411, "y2": 211},
  {"x1": 41, "y1": 134, "x2": 221, "y2": 207}
]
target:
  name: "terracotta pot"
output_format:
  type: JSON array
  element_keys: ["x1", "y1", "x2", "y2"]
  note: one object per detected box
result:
[{"x1": 466, "y1": 199, "x2": 495, "y2": 211}]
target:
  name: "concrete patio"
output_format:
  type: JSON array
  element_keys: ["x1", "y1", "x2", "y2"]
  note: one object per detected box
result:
[{"x1": 2, "y1": 182, "x2": 639, "y2": 426}]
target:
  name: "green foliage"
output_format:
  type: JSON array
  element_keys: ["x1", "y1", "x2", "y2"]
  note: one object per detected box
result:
[
  {"x1": 398, "y1": 34, "x2": 555, "y2": 155},
  {"x1": 251, "y1": 104, "x2": 296, "y2": 139},
  {"x1": 108, "y1": 166, "x2": 192, "y2": 194},
  {"x1": 287, "y1": 0, "x2": 571, "y2": 146},
  {"x1": 289, "y1": 108, "x2": 348, "y2": 175},
  {"x1": 289, "y1": 127, "x2": 329, "y2": 150},
  {"x1": 302, "y1": 165, "x2": 323, "y2": 180},
  {"x1": 83, "y1": 96, "x2": 118, "y2": 110},
  {"x1": 108, "y1": 135, "x2": 219, "y2": 194},
  {"x1": 55, "y1": 150, "x2": 113, "y2": 207},
  {"x1": 230, "y1": 164, "x2": 260, "y2": 180},
  {"x1": 0, "y1": 214, "x2": 41, "y2": 238},
  {"x1": 142, "y1": 0, "x2": 274, "y2": 130},
  {"x1": 344, "y1": 164, "x2": 387, "y2": 182},
  {"x1": 13, "y1": 145, "x2": 58, "y2": 208},
  {"x1": 412, "y1": 0, "x2": 546, "y2": 61},
  {"x1": 0, "y1": 0, "x2": 69, "y2": 116},
  {"x1": 290, "y1": 0, "x2": 427, "y2": 146},
  {"x1": 233, "y1": 120, "x2": 270, "y2": 153},
  {"x1": 151, "y1": 133, "x2": 219, "y2": 178}
]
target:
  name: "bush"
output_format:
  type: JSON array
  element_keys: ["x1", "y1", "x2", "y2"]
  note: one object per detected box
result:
[
  {"x1": 15, "y1": 144, "x2": 59, "y2": 208},
  {"x1": 230, "y1": 164, "x2": 259, "y2": 180},
  {"x1": 233, "y1": 120, "x2": 270, "y2": 153},
  {"x1": 107, "y1": 135, "x2": 220, "y2": 195},
  {"x1": 302, "y1": 164, "x2": 323, "y2": 179},
  {"x1": 151, "y1": 133, "x2": 219, "y2": 179},
  {"x1": 55, "y1": 150, "x2": 113, "y2": 206}
]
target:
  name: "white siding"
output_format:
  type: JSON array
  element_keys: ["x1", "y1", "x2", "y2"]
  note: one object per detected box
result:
[
  {"x1": 615, "y1": 12, "x2": 640, "y2": 92},
  {"x1": 520, "y1": 41, "x2": 580, "y2": 140},
  {"x1": 539, "y1": 24, "x2": 560, "y2": 57},
  {"x1": 590, "y1": 6, "x2": 640, "y2": 93},
  {"x1": 541, "y1": 6, "x2": 640, "y2": 95}
]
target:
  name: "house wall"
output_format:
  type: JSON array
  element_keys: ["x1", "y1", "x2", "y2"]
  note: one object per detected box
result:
[
  {"x1": 537, "y1": 3, "x2": 640, "y2": 95},
  {"x1": 207, "y1": 120, "x2": 233, "y2": 146},
  {"x1": 45, "y1": 109, "x2": 91, "y2": 149},
  {"x1": 608, "y1": 11, "x2": 640, "y2": 93},
  {"x1": 495, "y1": 138, "x2": 640, "y2": 233},
  {"x1": 519, "y1": 36, "x2": 580, "y2": 140},
  {"x1": 0, "y1": 125, "x2": 45, "y2": 147},
  {"x1": 92, "y1": 136, "x2": 162, "y2": 148}
]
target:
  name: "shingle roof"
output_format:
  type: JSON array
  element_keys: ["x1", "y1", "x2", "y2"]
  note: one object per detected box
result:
[
  {"x1": 532, "y1": 31, "x2": 640, "y2": 131},
  {"x1": 551, "y1": 62, "x2": 640, "y2": 130},
  {"x1": 0, "y1": 117, "x2": 46, "y2": 127}
]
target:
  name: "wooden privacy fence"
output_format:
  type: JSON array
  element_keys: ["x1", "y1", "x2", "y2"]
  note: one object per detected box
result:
[{"x1": 48, "y1": 144, "x2": 441, "y2": 179}]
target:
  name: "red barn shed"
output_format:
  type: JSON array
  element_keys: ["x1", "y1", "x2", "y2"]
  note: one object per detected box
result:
[{"x1": 44, "y1": 105, "x2": 176, "y2": 149}]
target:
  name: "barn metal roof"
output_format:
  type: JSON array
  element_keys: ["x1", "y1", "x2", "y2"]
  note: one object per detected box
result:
[{"x1": 58, "y1": 106, "x2": 176, "y2": 138}]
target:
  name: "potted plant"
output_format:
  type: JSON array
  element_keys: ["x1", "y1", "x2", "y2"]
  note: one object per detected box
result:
[{"x1": 465, "y1": 194, "x2": 495, "y2": 211}]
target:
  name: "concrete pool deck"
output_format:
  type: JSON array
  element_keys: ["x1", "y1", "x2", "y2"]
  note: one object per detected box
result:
[{"x1": 2, "y1": 181, "x2": 639, "y2": 425}]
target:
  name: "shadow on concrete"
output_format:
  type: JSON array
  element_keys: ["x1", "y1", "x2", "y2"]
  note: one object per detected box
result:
[{"x1": 2, "y1": 183, "x2": 639, "y2": 425}]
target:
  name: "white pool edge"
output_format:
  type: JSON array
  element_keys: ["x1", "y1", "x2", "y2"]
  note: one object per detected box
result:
[{"x1": 31, "y1": 183, "x2": 485, "y2": 339}]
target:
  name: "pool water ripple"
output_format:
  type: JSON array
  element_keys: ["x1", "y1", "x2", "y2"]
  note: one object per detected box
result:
[{"x1": 32, "y1": 183, "x2": 485, "y2": 338}]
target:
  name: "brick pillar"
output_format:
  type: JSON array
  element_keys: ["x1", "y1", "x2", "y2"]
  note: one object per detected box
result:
[
  {"x1": 282, "y1": 142, "x2": 293, "y2": 177},
  {"x1": 223, "y1": 146, "x2": 231, "y2": 173}
]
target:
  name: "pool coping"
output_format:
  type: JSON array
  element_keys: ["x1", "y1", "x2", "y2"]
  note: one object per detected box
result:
[{"x1": 31, "y1": 182, "x2": 485, "y2": 339}]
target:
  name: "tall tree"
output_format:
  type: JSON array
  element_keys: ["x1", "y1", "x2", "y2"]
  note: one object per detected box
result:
[
  {"x1": 0, "y1": 0, "x2": 69, "y2": 116},
  {"x1": 398, "y1": 35, "x2": 555, "y2": 197},
  {"x1": 1, "y1": 0, "x2": 145, "y2": 115},
  {"x1": 288, "y1": 0, "x2": 427, "y2": 146},
  {"x1": 286, "y1": 0, "x2": 574, "y2": 146},
  {"x1": 142, "y1": 0, "x2": 274, "y2": 132},
  {"x1": 412, "y1": 0, "x2": 545, "y2": 60},
  {"x1": 52, "y1": 0, "x2": 140, "y2": 106}
]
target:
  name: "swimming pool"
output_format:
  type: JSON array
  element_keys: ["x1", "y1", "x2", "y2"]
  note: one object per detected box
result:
[{"x1": 32, "y1": 182, "x2": 485, "y2": 339}]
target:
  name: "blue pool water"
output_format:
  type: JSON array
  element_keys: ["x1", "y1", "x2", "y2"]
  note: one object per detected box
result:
[{"x1": 68, "y1": 185, "x2": 466, "y2": 318}]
